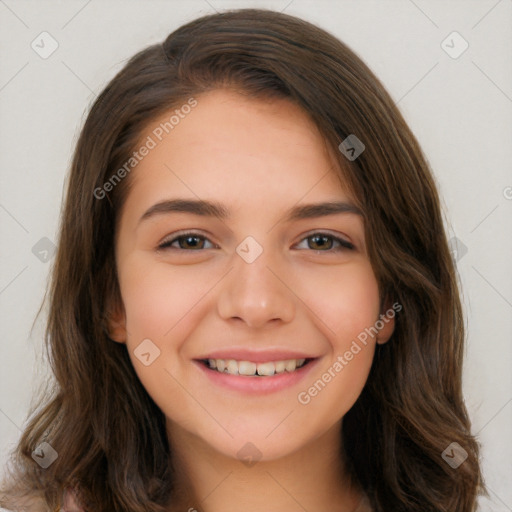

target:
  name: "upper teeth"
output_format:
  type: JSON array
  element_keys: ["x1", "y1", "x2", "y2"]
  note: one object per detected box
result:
[{"x1": 207, "y1": 358, "x2": 306, "y2": 376}]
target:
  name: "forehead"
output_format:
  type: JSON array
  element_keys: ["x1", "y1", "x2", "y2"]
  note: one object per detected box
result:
[{"x1": 123, "y1": 89, "x2": 353, "y2": 215}]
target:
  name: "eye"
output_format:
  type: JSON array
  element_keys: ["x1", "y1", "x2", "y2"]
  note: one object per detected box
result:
[
  {"x1": 157, "y1": 231, "x2": 355, "y2": 252},
  {"x1": 158, "y1": 231, "x2": 216, "y2": 251},
  {"x1": 295, "y1": 232, "x2": 355, "y2": 252}
]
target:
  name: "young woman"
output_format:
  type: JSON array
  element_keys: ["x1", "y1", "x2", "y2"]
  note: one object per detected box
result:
[{"x1": 1, "y1": 8, "x2": 483, "y2": 512}]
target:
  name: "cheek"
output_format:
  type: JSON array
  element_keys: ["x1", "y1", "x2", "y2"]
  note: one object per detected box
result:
[
  {"x1": 118, "y1": 256, "x2": 212, "y2": 342},
  {"x1": 292, "y1": 260, "x2": 381, "y2": 344},
  {"x1": 293, "y1": 261, "x2": 380, "y2": 416},
  {"x1": 117, "y1": 258, "x2": 215, "y2": 411}
]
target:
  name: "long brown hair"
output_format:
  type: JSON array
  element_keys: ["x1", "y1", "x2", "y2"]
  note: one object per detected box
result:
[{"x1": 1, "y1": 8, "x2": 484, "y2": 511}]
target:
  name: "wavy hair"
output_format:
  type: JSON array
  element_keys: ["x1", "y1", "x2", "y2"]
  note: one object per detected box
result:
[{"x1": 1, "y1": 8, "x2": 484, "y2": 512}]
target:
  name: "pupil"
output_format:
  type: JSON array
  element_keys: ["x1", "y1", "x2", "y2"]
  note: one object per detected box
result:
[
  {"x1": 311, "y1": 235, "x2": 331, "y2": 250},
  {"x1": 183, "y1": 236, "x2": 202, "y2": 249}
]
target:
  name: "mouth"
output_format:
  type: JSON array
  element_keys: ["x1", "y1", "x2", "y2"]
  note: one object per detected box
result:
[
  {"x1": 193, "y1": 350, "x2": 320, "y2": 394},
  {"x1": 198, "y1": 357, "x2": 313, "y2": 377}
]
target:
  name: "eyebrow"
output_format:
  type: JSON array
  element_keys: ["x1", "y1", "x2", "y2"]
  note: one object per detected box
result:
[{"x1": 138, "y1": 198, "x2": 363, "y2": 225}]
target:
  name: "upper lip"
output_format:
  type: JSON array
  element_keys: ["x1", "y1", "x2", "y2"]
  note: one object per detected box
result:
[{"x1": 195, "y1": 348, "x2": 319, "y2": 363}]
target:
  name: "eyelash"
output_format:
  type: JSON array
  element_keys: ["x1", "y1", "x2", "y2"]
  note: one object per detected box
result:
[{"x1": 157, "y1": 231, "x2": 355, "y2": 252}]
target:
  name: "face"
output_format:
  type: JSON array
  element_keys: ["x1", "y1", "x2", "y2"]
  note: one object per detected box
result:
[{"x1": 109, "y1": 89, "x2": 394, "y2": 462}]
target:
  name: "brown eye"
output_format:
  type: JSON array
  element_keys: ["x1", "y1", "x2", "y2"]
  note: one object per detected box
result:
[
  {"x1": 309, "y1": 234, "x2": 333, "y2": 250},
  {"x1": 177, "y1": 235, "x2": 206, "y2": 250},
  {"x1": 296, "y1": 233, "x2": 355, "y2": 252},
  {"x1": 158, "y1": 233, "x2": 214, "y2": 250}
]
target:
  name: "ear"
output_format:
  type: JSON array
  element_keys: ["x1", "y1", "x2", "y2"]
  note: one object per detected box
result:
[
  {"x1": 376, "y1": 298, "x2": 399, "y2": 345},
  {"x1": 106, "y1": 300, "x2": 127, "y2": 344}
]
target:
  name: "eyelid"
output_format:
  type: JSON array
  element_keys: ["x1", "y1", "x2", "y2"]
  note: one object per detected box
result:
[
  {"x1": 296, "y1": 230, "x2": 355, "y2": 250},
  {"x1": 157, "y1": 229, "x2": 355, "y2": 251},
  {"x1": 157, "y1": 229, "x2": 217, "y2": 250}
]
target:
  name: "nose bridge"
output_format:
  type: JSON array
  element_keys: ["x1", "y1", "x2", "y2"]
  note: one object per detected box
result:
[{"x1": 216, "y1": 237, "x2": 295, "y2": 328}]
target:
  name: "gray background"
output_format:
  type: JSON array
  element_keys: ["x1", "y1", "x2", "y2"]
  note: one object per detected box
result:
[{"x1": 0, "y1": 1, "x2": 511, "y2": 510}]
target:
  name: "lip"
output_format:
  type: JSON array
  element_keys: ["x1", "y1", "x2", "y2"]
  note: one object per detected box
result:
[
  {"x1": 195, "y1": 348, "x2": 317, "y2": 363},
  {"x1": 193, "y1": 356, "x2": 320, "y2": 395}
]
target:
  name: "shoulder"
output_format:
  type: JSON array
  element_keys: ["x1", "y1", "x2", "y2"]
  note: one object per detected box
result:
[
  {"x1": 354, "y1": 494, "x2": 373, "y2": 512},
  {"x1": 61, "y1": 487, "x2": 85, "y2": 512}
]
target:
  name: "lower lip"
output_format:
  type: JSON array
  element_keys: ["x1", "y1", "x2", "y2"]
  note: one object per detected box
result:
[{"x1": 193, "y1": 359, "x2": 319, "y2": 395}]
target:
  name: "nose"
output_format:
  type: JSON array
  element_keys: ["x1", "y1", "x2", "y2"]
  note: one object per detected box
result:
[{"x1": 216, "y1": 245, "x2": 296, "y2": 329}]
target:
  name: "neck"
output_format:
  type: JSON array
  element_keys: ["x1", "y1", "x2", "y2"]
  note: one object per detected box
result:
[{"x1": 165, "y1": 420, "x2": 365, "y2": 512}]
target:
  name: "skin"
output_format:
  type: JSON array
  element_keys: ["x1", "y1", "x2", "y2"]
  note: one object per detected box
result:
[{"x1": 109, "y1": 89, "x2": 394, "y2": 512}]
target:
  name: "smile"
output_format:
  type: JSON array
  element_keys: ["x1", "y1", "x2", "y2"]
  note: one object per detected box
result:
[{"x1": 202, "y1": 358, "x2": 309, "y2": 376}]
